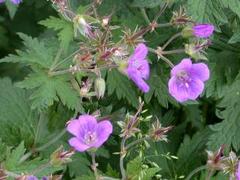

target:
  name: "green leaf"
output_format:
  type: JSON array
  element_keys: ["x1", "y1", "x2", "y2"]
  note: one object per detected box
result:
[
  {"x1": 0, "y1": 33, "x2": 53, "y2": 69},
  {"x1": 0, "y1": 78, "x2": 37, "y2": 146},
  {"x1": 107, "y1": 69, "x2": 138, "y2": 108},
  {"x1": 221, "y1": 0, "x2": 240, "y2": 18},
  {"x1": 228, "y1": 32, "x2": 240, "y2": 44},
  {"x1": 144, "y1": 73, "x2": 176, "y2": 108},
  {"x1": 187, "y1": 0, "x2": 228, "y2": 29},
  {"x1": 131, "y1": 0, "x2": 163, "y2": 8},
  {"x1": 4, "y1": 142, "x2": 62, "y2": 177},
  {"x1": 126, "y1": 157, "x2": 142, "y2": 179},
  {"x1": 39, "y1": 16, "x2": 74, "y2": 50},
  {"x1": 208, "y1": 74, "x2": 240, "y2": 151},
  {"x1": 17, "y1": 72, "x2": 83, "y2": 112},
  {"x1": 176, "y1": 128, "x2": 212, "y2": 176},
  {"x1": 5, "y1": 142, "x2": 25, "y2": 170}
]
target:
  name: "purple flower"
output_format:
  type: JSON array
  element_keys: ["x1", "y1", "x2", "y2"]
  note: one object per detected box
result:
[
  {"x1": 192, "y1": 24, "x2": 214, "y2": 38},
  {"x1": 27, "y1": 176, "x2": 38, "y2": 180},
  {"x1": 67, "y1": 115, "x2": 113, "y2": 152},
  {"x1": 126, "y1": 43, "x2": 150, "y2": 93},
  {"x1": 168, "y1": 58, "x2": 209, "y2": 102},
  {"x1": 0, "y1": 0, "x2": 22, "y2": 4},
  {"x1": 236, "y1": 162, "x2": 240, "y2": 180}
]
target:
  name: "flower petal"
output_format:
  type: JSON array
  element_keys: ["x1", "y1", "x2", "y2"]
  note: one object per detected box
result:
[
  {"x1": 171, "y1": 58, "x2": 192, "y2": 77},
  {"x1": 191, "y1": 63, "x2": 210, "y2": 81},
  {"x1": 67, "y1": 115, "x2": 97, "y2": 138},
  {"x1": 187, "y1": 78, "x2": 204, "y2": 100},
  {"x1": 93, "y1": 120, "x2": 113, "y2": 148},
  {"x1": 128, "y1": 68, "x2": 150, "y2": 93},
  {"x1": 69, "y1": 137, "x2": 90, "y2": 152},
  {"x1": 236, "y1": 162, "x2": 240, "y2": 180},
  {"x1": 168, "y1": 77, "x2": 204, "y2": 102},
  {"x1": 129, "y1": 43, "x2": 148, "y2": 63},
  {"x1": 168, "y1": 77, "x2": 188, "y2": 102}
]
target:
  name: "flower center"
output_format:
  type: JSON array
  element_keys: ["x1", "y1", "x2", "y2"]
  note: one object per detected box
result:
[
  {"x1": 176, "y1": 70, "x2": 191, "y2": 88},
  {"x1": 84, "y1": 131, "x2": 97, "y2": 145}
]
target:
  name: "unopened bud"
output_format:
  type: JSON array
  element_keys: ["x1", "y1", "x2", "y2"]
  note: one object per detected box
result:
[
  {"x1": 181, "y1": 26, "x2": 193, "y2": 38},
  {"x1": 206, "y1": 145, "x2": 225, "y2": 171},
  {"x1": 94, "y1": 78, "x2": 106, "y2": 99}
]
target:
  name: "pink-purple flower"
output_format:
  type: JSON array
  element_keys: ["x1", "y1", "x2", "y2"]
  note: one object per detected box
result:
[
  {"x1": 236, "y1": 162, "x2": 240, "y2": 180},
  {"x1": 168, "y1": 58, "x2": 210, "y2": 102},
  {"x1": 192, "y1": 24, "x2": 214, "y2": 38},
  {"x1": 67, "y1": 115, "x2": 113, "y2": 152},
  {"x1": 0, "y1": 0, "x2": 22, "y2": 4},
  {"x1": 126, "y1": 43, "x2": 150, "y2": 93}
]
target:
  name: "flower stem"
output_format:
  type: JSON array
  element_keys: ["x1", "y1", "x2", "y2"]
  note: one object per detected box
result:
[
  {"x1": 156, "y1": 23, "x2": 172, "y2": 28},
  {"x1": 206, "y1": 169, "x2": 214, "y2": 180},
  {"x1": 91, "y1": 152, "x2": 99, "y2": 179},
  {"x1": 120, "y1": 138, "x2": 127, "y2": 180},
  {"x1": 125, "y1": 137, "x2": 150, "y2": 150},
  {"x1": 140, "y1": 8, "x2": 151, "y2": 25},
  {"x1": 162, "y1": 32, "x2": 182, "y2": 50},
  {"x1": 185, "y1": 165, "x2": 207, "y2": 180},
  {"x1": 162, "y1": 49, "x2": 185, "y2": 55},
  {"x1": 153, "y1": 3, "x2": 169, "y2": 22}
]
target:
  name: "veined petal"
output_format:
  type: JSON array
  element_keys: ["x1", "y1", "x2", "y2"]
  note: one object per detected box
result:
[
  {"x1": 69, "y1": 137, "x2": 90, "y2": 152},
  {"x1": 128, "y1": 68, "x2": 150, "y2": 93},
  {"x1": 168, "y1": 77, "x2": 189, "y2": 102},
  {"x1": 67, "y1": 115, "x2": 97, "y2": 139},
  {"x1": 171, "y1": 58, "x2": 192, "y2": 77},
  {"x1": 129, "y1": 43, "x2": 148, "y2": 63},
  {"x1": 191, "y1": 63, "x2": 210, "y2": 81},
  {"x1": 93, "y1": 120, "x2": 113, "y2": 148},
  {"x1": 187, "y1": 78, "x2": 204, "y2": 100}
]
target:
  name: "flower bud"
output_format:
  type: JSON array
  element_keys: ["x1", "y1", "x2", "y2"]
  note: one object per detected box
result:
[
  {"x1": 73, "y1": 15, "x2": 95, "y2": 38},
  {"x1": 50, "y1": 146, "x2": 75, "y2": 167},
  {"x1": 192, "y1": 24, "x2": 214, "y2": 38},
  {"x1": 181, "y1": 26, "x2": 193, "y2": 38},
  {"x1": 94, "y1": 78, "x2": 106, "y2": 99}
]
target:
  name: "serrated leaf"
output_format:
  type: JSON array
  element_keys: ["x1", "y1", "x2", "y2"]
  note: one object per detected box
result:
[
  {"x1": 176, "y1": 128, "x2": 212, "y2": 176},
  {"x1": 144, "y1": 73, "x2": 176, "y2": 108},
  {"x1": 208, "y1": 74, "x2": 240, "y2": 151},
  {"x1": 17, "y1": 72, "x2": 83, "y2": 112},
  {"x1": 39, "y1": 16, "x2": 74, "y2": 50},
  {"x1": 126, "y1": 157, "x2": 142, "y2": 179},
  {"x1": 187, "y1": 0, "x2": 228, "y2": 29},
  {"x1": 228, "y1": 32, "x2": 240, "y2": 44},
  {"x1": 107, "y1": 69, "x2": 138, "y2": 108},
  {"x1": 221, "y1": 0, "x2": 240, "y2": 18},
  {"x1": 0, "y1": 33, "x2": 53, "y2": 69}
]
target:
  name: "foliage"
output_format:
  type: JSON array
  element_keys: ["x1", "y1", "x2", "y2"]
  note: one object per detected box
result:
[{"x1": 0, "y1": 0, "x2": 240, "y2": 179}]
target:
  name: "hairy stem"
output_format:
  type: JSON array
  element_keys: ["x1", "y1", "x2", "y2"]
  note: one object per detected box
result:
[
  {"x1": 162, "y1": 32, "x2": 182, "y2": 50},
  {"x1": 91, "y1": 152, "x2": 99, "y2": 179},
  {"x1": 125, "y1": 137, "x2": 150, "y2": 150},
  {"x1": 206, "y1": 169, "x2": 214, "y2": 180},
  {"x1": 162, "y1": 49, "x2": 185, "y2": 55},
  {"x1": 120, "y1": 138, "x2": 127, "y2": 180},
  {"x1": 140, "y1": 8, "x2": 151, "y2": 25},
  {"x1": 185, "y1": 165, "x2": 207, "y2": 180}
]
